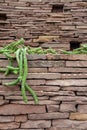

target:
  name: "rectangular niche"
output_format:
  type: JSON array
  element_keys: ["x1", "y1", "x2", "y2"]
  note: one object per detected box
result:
[
  {"x1": 51, "y1": 4, "x2": 64, "y2": 13},
  {"x1": 0, "y1": 13, "x2": 7, "y2": 20},
  {"x1": 70, "y1": 41, "x2": 81, "y2": 51}
]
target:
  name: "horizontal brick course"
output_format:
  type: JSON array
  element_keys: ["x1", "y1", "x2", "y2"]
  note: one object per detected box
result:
[
  {"x1": 0, "y1": 104, "x2": 46, "y2": 115},
  {"x1": 0, "y1": 0, "x2": 87, "y2": 129},
  {"x1": 52, "y1": 119, "x2": 87, "y2": 129},
  {"x1": 21, "y1": 120, "x2": 51, "y2": 129},
  {"x1": 28, "y1": 112, "x2": 69, "y2": 120},
  {"x1": 0, "y1": 54, "x2": 87, "y2": 129}
]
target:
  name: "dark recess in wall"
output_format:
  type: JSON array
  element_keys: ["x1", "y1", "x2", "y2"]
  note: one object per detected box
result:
[
  {"x1": 70, "y1": 41, "x2": 81, "y2": 50},
  {"x1": 51, "y1": 4, "x2": 64, "y2": 13},
  {"x1": 0, "y1": 13, "x2": 7, "y2": 20}
]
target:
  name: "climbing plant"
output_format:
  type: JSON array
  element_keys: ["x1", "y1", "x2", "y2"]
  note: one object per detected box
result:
[
  {"x1": 62, "y1": 44, "x2": 87, "y2": 54},
  {"x1": 0, "y1": 38, "x2": 57, "y2": 104}
]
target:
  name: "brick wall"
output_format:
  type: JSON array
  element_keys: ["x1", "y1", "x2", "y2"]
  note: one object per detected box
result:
[
  {"x1": 0, "y1": 0, "x2": 87, "y2": 51},
  {"x1": 0, "y1": 0, "x2": 87, "y2": 130},
  {"x1": 0, "y1": 54, "x2": 87, "y2": 130}
]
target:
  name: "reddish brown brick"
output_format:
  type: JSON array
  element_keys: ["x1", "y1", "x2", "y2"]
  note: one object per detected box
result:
[
  {"x1": 21, "y1": 120, "x2": 51, "y2": 129},
  {"x1": 0, "y1": 116, "x2": 14, "y2": 122},
  {"x1": 46, "y1": 79, "x2": 87, "y2": 86},
  {"x1": 60, "y1": 103, "x2": 76, "y2": 112},
  {"x1": 78, "y1": 105, "x2": 87, "y2": 113},
  {"x1": 28, "y1": 112, "x2": 69, "y2": 120},
  {"x1": 66, "y1": 61, "x2": 87, "y2": 67},
  {"x1": 0, "y1": 122, "x2": 19, "y2": 129},
  {"x1": 0, "y1": 104, "x2": 46, "y2": 115},
  {"x1": 52, "y1": 119, "x2": 87, "y2": 129},
  {"x1": 27, "y1": 73, "x2": 61, "y2": 79},
  {"x1": 15, "y1": 115, "x2": 27, "y2": 122},
  {"x1": 47, "y1": 105, "x2": 59, "y2": 112}
]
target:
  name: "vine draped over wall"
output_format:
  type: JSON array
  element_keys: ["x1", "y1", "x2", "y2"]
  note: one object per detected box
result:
[
  {"x1": 0, "y1": 0, "x2": 87, "y2": 130},
  {"x1": 0, "y1": 38, "x2": 57, "y2": 104}
]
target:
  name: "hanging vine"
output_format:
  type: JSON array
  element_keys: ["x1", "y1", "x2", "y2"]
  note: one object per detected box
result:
[{"x1": 0, "y1": 38, "x2": 57, "y2": 104}]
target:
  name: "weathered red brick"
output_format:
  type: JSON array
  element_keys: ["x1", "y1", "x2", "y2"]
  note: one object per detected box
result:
[
  {"x1": 0, "y1": 85, "x2": 20, "y2": 91},
  {"x1": 27, "y1": 73, "x2": 61, "y2": 79},
  {"x1": 29, "y1": 68, "x2": 47, "y2": 73},
  {"x1": 0, "y1": 104, "x2": 46, "y2": 115},
  {"x1": 52, "y1": 119, "x2": 87, "y2": 129},
  {"x1": 61, "y1": 26, "x2": 75, "y2": 31},
  {"x1": 0, "y1": 122, "x2": 19, "y2": 129},
  {"x1": 77, "y1": 92, "x2": 87, "y2": 96},
  {"x1": 0, "y1": 116, "x2": 14, "y2": 122},
  {"x1": 37, "y1": 91, "x2": 74, "y2": 96},
  {"x1": 27, "y1": 80, "x2": 45, "y2": 85},
  {"x1": 28, "y1": 112, "x2": 69, "y2": 120},
  {"x1": 21, "y1": 120, "x2": 51, "y2": 129},
  {"x1": 27, "y1": 54, "x2": 46, "y2": 60},
  {"x1": 15, "y1": 115, "x2": 27, "y2": 122},
  {"x1": 47, "y1": 105, "x2": 59, "y2": 112},
  {"x1": 66, "y1": 61, "x2": 87, "y2": 67},
  {"x1": 46, "y1": 79, "x2": 87, "y2": 86},
  {"x1": 60, "y1": 103, "x2": 76, "y2": 112},
  {"x1": 78, "y1": 105, "x2": 87, "y2": 113},
  {"x1": 11, "y1": 100, "x2": 58, "y2": 105},
  {"x1": 50, "y1": 96, "x2": 87, "y2": 102},
  {"x1": 48, "y1": 67, "x2": 87, "y2": 73},
  {"x1": 62, "y1": 87, "x2": 87, "y2": 92},
  {"x1": 67, "y1": 54, "x2": 87, "y2": 60},
  {"x1": 28, "y1": 61, "x2": 65, "y2": 68},
  {"x1": 31, "y1": 85, "x2": 60, "y2": 92},
  {"x1": 61, "y1": 73, "x2": 87, "y2": 79}
]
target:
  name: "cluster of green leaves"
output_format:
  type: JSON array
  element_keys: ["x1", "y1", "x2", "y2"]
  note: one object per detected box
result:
[
  {"x1": 62, "y1": 44, "x2": 87, "y2": 54},
  {"x1": 28, "y1": 47, "x2": 57, "y2": 54},
  {"x1": 0, "y1": 38, "x2": 57, "y2": 104}
]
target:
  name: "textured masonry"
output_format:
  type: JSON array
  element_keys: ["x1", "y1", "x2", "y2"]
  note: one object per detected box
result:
[
  {"x1": 0, "y1": 0, "x2": 87, "y2": 130},
  {"x1": 0, "y1": 54, "x2": 87, "y2": 130},
  {"x1": 0, "y1": 0, "x2": 87, "y2": 51}
]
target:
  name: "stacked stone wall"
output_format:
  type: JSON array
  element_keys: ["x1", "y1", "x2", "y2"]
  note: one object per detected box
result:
[
  {"x1": 0, "y1": 54, "x2": 87, "y2": 129},
  {"x1": 0, "y1": 0, "x2": 87, "y2": 129},
  {"x1": 0, "y1": 0, "x2": 87, "y2": 50}
]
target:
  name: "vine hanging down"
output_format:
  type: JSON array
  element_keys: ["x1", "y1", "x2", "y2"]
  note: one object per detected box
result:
[{"x1": 0, "y1": 38, "x2": 57, "y2": 104}]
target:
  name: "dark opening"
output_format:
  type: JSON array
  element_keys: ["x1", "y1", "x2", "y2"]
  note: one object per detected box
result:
[
  {"x1": 51, "y1": 4, "x2": 64, "y2": 13},
  {"x1": 0, "y1": 13, "x2": 7, "y2": 20},
  {"x1": 70, "y1": 41, "x2": 81, "y2": 51},
  {"x1": 26, "y1": 2, "x2": 31, "y2": 7}
]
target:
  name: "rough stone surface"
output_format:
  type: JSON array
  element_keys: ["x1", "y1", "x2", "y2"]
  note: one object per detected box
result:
[
  {"x1": 0, "y1": 122, "x2": 19, "y2": 130},
  {"x1": 60, "y1": 103, "x2": 76, "y2": 112},
  {"x1": 15, "y1": 115, "x2": 27, "y2": 122},
  {"x1": 0, "y1": 0, "x2": 87, "y2": 129},
  {"x1": 52, "y1": 119, "x2": 87, "y2": 129},
  {"x1": 78, "y1": 105, "x2": 87, "y2": 113},
  {"x1": 70, "y1": 113, "x2": 87, "y2": 121},
  {"x1": 21, "y1": 120, "x2": 51, "y2": 128},
  {"x1": 0, "y1": 104, "x2": 46, "y2": 115},
  {"x1": 28, "y1": 112, "x2": 69, "y2": 120}
]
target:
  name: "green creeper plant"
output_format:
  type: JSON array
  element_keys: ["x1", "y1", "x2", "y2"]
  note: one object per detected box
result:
[
  {"x1": 0, "y1": 38, "x2": 57, "y2": 104},
  {"x1": 61, "y1": 44, "x2": 87, "y2": 54}
]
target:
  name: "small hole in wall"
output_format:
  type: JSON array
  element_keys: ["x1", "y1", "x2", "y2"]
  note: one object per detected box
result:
[
  {"x1": 0, "y1": 13, "x2": 7, "y2": 20},
  {"x1": 70, "y1": 41, "x2": 81, "y2": 51},
  {"x1": 51, "y1": 4, "x2": 64, "y2": 13},
  {"x1": 26, "y1": 2, "x2": 31, "y2": 7}
]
